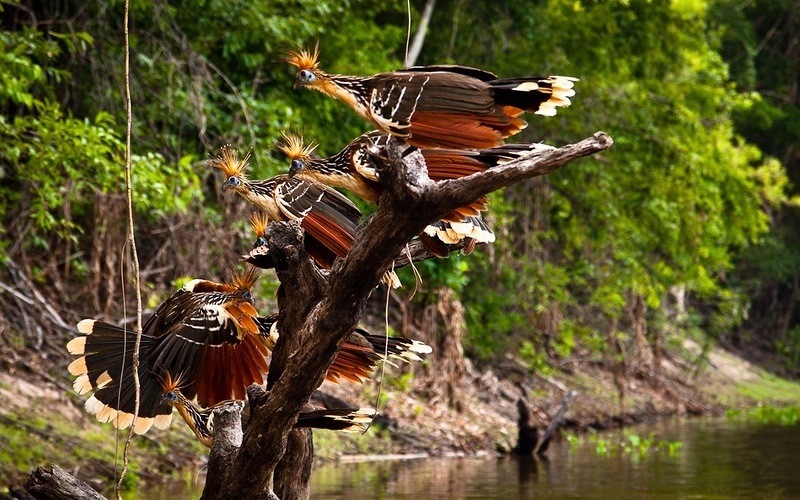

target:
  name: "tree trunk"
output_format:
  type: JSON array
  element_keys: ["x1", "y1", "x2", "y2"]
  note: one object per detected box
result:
[
  {"x1": 511, "y1": 398, "x2": 538, "y2": 455},
  {"x1": 533, "y1": 390, "x2": 576, "y2": 455},
  {"x1": 606, "y1": 317, "x2": 626, "y2": 412},
  {"x1": 400, "y1": 286, "x2": 467, "y2": 410},
  {"x1": 779, "y1": 273, "x2": 799, "y2": 340},
  {"x1": 188, "y1": 134, "x2": 611, "y2": 498},
  {"x1": 629, "y1": 292, "x2": 654, "y2": 375},
  {"x1": 274, "y1": 429, "x2": 314, "y2": 500},
  {"x1": 405, "y1": 0, "x2": 437, "y2": 66},
  {"x1": 435, "y1": 287, "x2": 467, "y2": 410}
]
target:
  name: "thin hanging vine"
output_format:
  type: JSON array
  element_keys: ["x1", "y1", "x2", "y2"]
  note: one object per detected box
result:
[{"x1": 116, "y1": 0, "x2": 144, "y2": 496}]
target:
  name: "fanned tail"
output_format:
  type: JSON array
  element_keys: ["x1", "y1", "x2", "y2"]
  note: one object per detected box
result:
[
  {"x1": 423, "y1": 216, "x2": 495, "y2": 253},
  {"x1": 324, "y1": 327, "x2": 433, "y2": 383},
  {"x1": 490, "y1": 75, "x2": 577, "y2": 117},
  {"x1": 296, "y1": 407, "x2": 377, "y2": 433},
  {"x1": 67, "y1": 319, "x2": 173, "y2": 434},
  {"x1": 358, "y1": 329, "x2": 432, "y2": 364}
]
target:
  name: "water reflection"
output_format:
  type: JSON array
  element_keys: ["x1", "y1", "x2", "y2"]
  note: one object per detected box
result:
[{"x1": 311, "y1": 418, "x2": 800, "y2": 499}]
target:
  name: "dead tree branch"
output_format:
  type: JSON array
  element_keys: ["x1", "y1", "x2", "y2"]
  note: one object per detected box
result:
[
  {"x1": 534, "y1": 390, "x2": 577, "y2": 455},
  {"x1": 24, "y1": 465, "x2": 105, "y2": 500},
  {"x1": 202, "y1": 132, "x2": 613, "y2": 498}
]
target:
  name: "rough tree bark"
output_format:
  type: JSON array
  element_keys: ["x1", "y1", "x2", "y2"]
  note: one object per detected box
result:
[
  {"x1": 629, "y1": 292, "x2": 654, "y2": 375},
  {"x1": 24, "y1": 465, "x2": 105, "y2": 500},
  {"x1": 195, "y1": 132, "x2": 612, "y2": 499}
]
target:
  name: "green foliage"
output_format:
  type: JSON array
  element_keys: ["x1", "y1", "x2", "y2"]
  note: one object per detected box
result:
[
  {"x1": 0, "y1": 0, "x2": 796, "y2": 376},
  {"x1": 387, "y1": 371, "x2": 415, "y2": 393},
  {"x1": 0, "y1": 23, "x2": 201, "y2": 266},
  {"x1": 566, "y1": 429, "x2": 683, "y2": 457},
  {"x1": 727, "y1": 405, "x2": 800, "y2": 426},
  {"x1": 442, "y1": 0, "x2": 789, "y2": 369}
]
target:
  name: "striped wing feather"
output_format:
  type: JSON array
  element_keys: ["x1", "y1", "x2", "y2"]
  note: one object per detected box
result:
[
  {"x1": 366, "y1": 71, "x2": 573, "y2": 148},
  {"x1": 70, "y1": 288, "x2": 271, "y2": 428},
  {"x1": 396, "y1": 64, "x2": 498, "y2": 81},
  {"x1": 276, "y1": 178, "x2": 361, "y2": 222},
  {"x1": 275, "y1": 178, "x2": 360, "y2": 260},
  {"x1": 302, "y1": 210, "x2": 356, "y2": 259},
  {"x1": 369, "y1": 72, "x2": 498, "y2": 127},
  {"x1": 408, "y1": 111, "x2": 523, "y2": 149}
]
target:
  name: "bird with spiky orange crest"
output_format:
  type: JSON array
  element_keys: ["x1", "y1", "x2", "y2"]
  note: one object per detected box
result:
[
  {"x1": 67, "y1": 264, "x2": 430, "y2": 435},
  {"x1": 281, "y1": 131, "x2": 558, "y2": 249},
  {"x1": 161, "y1": 385, "x2": 376, "y2": 448},
  {"x1": 285, "y1": 45, "x2": 577, "y2": 149},
  {"x1": 254, "y1": 302, "x2": 431, "y2": 385},
  {"x1": 209, "y1": 145, "x2": 400, "y2": 287},
  {"x1": 66, "y1": 266, "x2": 270, "y2": 435},
  {"x1": 277, "y1": 132, "x2": 486, "y2": 254}
]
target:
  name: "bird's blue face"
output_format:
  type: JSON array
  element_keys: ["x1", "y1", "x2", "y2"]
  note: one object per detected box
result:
[
  {"x1": 162, "y1": 391, "x2": 179, "y2": 404},
  {"x1": 295, "y1": 69, "x2": 317, "y2": 88},
  {"x1": 223, "y1": 176, "x2": 242, "y2": 191},
  {"x1": 288, "y1": 158, "x2": 305, "y2": 176},
  {"x1": 253, "y1": 236, "x2": 267, "y2": 249}
]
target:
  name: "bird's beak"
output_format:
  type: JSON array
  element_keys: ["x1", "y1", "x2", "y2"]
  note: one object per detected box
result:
[
  {"x1": 293, "y1": 79, "x2": 302, "y2": 90},
  {"x1": 222, "y1": 182, "x2": 231, "y2": 191}
]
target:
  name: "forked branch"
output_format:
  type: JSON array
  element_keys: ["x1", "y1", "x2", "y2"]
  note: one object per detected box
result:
[{"x1": 202, "y1": 132, "x2": 613, "y2": 498}]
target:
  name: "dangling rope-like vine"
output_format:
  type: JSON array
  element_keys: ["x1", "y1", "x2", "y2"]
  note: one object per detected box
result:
[{"x1": 116, "y1": 0, "x2": 144, "y2": 496}]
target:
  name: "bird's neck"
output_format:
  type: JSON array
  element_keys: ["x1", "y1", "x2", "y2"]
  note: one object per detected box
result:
[
  {"x1": 239, "y1": 181, "x2": 282, "y2": 221},
  {"x1": 320, "y1": 75, "x2": 371, "y2": 119}
]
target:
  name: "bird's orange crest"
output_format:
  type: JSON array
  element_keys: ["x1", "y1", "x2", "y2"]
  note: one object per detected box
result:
[
  {"x1": 284, "y1": 44, "x2": 320, "y2": 71},
  {"x1": 231, "y1": 265, "x2": 259, "y2": 292},
  {"x1": 209, "y1": 145, "x2": 250, "y2": 180},
  {"x1": 250, "y1": 212, "x2": 270, "y2": 237},
  {"x1": 278, "y1": 132, "x2": 318, "y2": 161},
  {"x1": 160, "y1": 370, "x2": 189, "y2": 393}
]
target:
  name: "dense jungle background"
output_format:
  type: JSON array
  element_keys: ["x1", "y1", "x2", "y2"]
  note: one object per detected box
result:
[{"x1": 1, "y1": 0, "x2": 800, "y2": 494}]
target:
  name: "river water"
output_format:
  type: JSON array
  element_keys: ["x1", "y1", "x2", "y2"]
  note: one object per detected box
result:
[{"x1": 310, "y1": 417, "x2": 800, "y2": 498}]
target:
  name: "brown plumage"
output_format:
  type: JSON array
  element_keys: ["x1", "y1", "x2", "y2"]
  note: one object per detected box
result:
[
  {"x1": 255, "y1": 309, "x2": 432, "y2": 385},
  {"x1": 67, "y1": 265, "x2": 430, "y2": 435},
  {"x1": 284, "y1": 131, "x2": 556, "y2": 248},
  {"x1": 66, "y1": 267, "x2": 270, "y2": 435},
  {"x1": 162, "y1": 386, "x2": 376, "y2": 448},
  {"x1": 210, "y1": 146, "x2": 400, "y2": 288},
  {"x1": 287, "y1": 47, "x2": 576, "y2": 149}
]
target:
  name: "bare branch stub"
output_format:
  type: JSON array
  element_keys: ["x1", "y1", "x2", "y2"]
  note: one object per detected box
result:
[
  {"x1": 202, "y1": 405, "x2": 244, "y2": 498},
  {"x1": 25, "y1": 465, "x2": 104, "y2": 500},
  {"x1": 201, "y1": 132, "x2": 613, "y2": 498},
  {"x1": 428, "y1": 131, "x2": 614, "y2": 220}
]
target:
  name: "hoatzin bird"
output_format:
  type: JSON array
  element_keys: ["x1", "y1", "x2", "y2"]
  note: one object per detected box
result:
[
  {"x1": 209, "y1": 146, "x2": 400, "y2": 288},
  {"x1": 281, "y1": 132, "x2": 556, "y2": 247},
  {"x1": 67, "y1": 267, "x2": 269, "y2": 434},
  {"x1": 279, "y1": 132, "x2": 493, "y2": 252},
  {"x1": 67, "y1": 267, "x2": 428, "y2": 433},
  {"x1": 254, "y1": 305, "x2": 431, "y2": 384},
  {"x1": 286, "y1": 46, "x2": 576, "y2": 149},
  {"x1": 162, "y1": 386, "x2": 376, "y2": 448}
]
